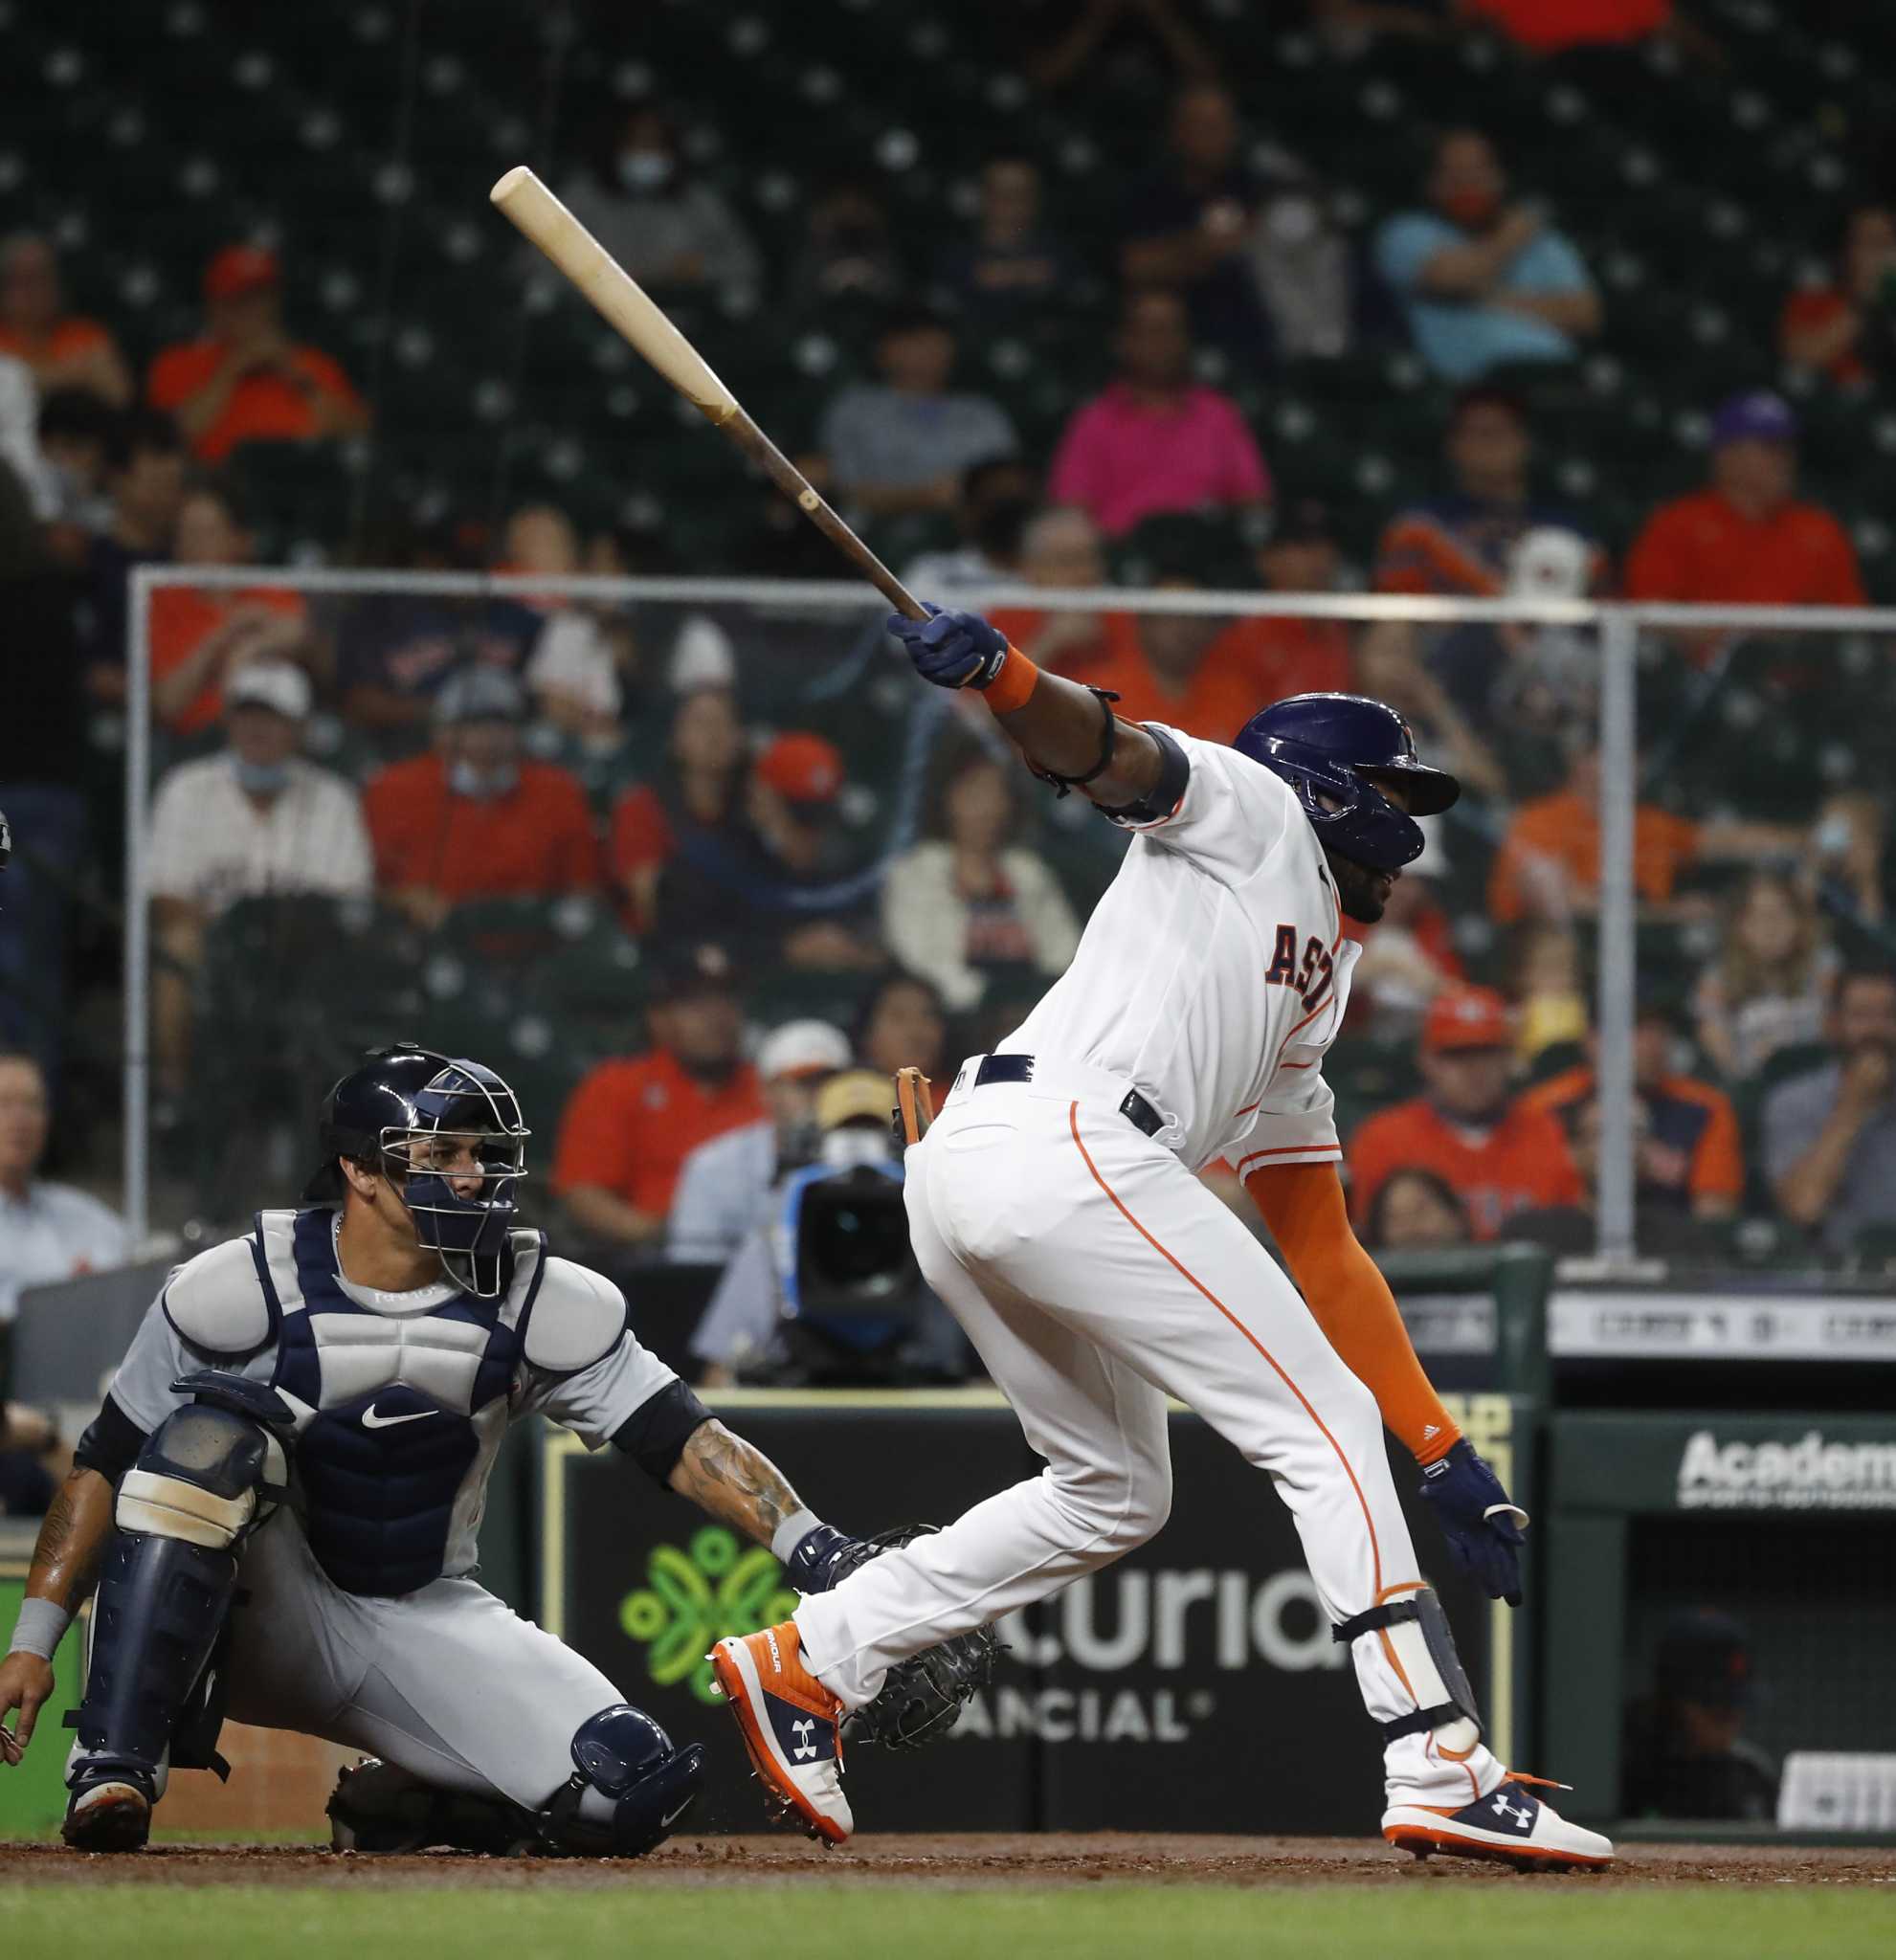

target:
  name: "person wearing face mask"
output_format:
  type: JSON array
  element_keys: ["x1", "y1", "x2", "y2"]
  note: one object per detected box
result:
[
  {"x1": 361, "y1": 668, "x2": 601, "y2": 933},
  {"x1": 555, "y1": 108, "x2": 762, "y2": 297},
  {"x1": 1374, "y1": 128, "x2": 1600, "y2": 385},
  {"x1": 147, "y1": 663, "x2": 373, "y2": 1097}
]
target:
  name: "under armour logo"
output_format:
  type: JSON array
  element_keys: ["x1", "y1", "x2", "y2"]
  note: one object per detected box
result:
[
  {"x1": 1491, "y1": 1793, "x2": 1533, "y2": 1830},
  {"x1": 791, "y1": 1717, "x2": 817, "y2": 1761}
]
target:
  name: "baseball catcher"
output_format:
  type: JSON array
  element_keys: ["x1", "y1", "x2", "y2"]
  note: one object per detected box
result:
[{"x1": 0, "y1": 1044, "x2": 983, "y2": 1853}]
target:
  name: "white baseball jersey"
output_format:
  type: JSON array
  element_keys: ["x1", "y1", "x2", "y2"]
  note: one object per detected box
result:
[{"x1": 1004, "y1": 725, "x2": 1358, "y2": 1176}]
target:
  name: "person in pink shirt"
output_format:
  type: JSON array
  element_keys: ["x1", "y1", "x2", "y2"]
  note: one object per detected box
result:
[{"x1": 1048, "y1": 289, "x2": 1272, "y2": 537}]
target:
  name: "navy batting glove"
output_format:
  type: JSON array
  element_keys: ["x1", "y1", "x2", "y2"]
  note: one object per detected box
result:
[
  {"x1": 785, "y1": 1523, "x2": 862, "y2": 1593},
  {"x1": 887, "y1": 605, "x2": 1010, "y2": 691},
  {"x1": 1419, "y1": 1439, "x2": 1528, "y2": 1608}
]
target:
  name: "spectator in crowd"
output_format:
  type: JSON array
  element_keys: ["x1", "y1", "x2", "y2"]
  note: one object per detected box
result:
[
  {"x1": 1049, "y1": 289, "x2": 1272, "y2": 537},
  {"x1": 1522, "y1": 996, "x2": 1744, "y2": 1222},
  {"x1": 667, "y1": 1018, "x2": 853, "y2": 1264},
  {"x1": 36, "y1": 387, "x2": 117, "y2": 543},
  {"x1": 1809, "y1": 790, "x2": 1887, "y2": 928},
  {"x1": 1121, "y1": 81, "x2": 1349, "y2": 367},
  {"x1": 1358, "y1": 1168, "x2": 1474, "y2": 1253},
  {"x1": 1488, "y1": 740, "x2": 1799, "y2": 924},
  {"x1": 740, "y1": 733, "x2": 885, "y2": 971},
  {"x1": 1765, "y1": 963, "x2": 1896, "y2": 1257},
  {"x1": 147, "y1": 663, "x2": 373, "y2": 1099},
  {"x1": 0, "y1": 233, "x2": 131, "y2": 407},
  {"x1": 881, "y1": 748, "x2": 1082, "y2": 1011},
  {"x1": 854, "y1": 969, "x2": 950, "y2": 1081},
  {"x1": 0, "y1": 348, "x2": 56, "y2": 520},
  {"x1": 1779, "y1": 205, "x2": 1896, "y2": 390},
  {"x1": 1507, "y1": 1089, "x2": 1728, "y2": 1261},
  {"x1": 148, "y1": 479, "x2": 312, "y2": 735},
  {"x1": 1625, "y1": 392, "x2": 1865, "y2": 653},
  {"x1": 900, "y1": 457, "x2": 1037, "y2": 600},
  {"x1": 363, "y1": 668, "x2": 599, "y2": 930},
  {"x1": 0, "y1": 1048, "x2": 128, "y2": 1325},
  {"x1": 787, "y1": 180, "x2": 903, "y2": 311},
  {"x1": 1348, "y1": 985, "x2": 1584, "y2": 1237},
  {"x1": 0, "y1": 1397, "x2": 58, "y2": 1516},
  {"x1": 1349, "y1": 827, "x2": 1463, "y2": 1037},
  {"x1": 552, "y1": 942, "x2": 766, "y2": 1249},
  {"x1": 148, "y1": 245, "x2": 368, "y2": 465},
  {"x1": 1510, "y1": 920, "x2": 1590, "y2": 1066},
  {"x1": 1227, "y1": 496, "x2": 1354, "y2": 702},
  {"x1": 738, "y1": 448, "x2": 859, "y2": 581},
  {"x1": 1077, "y1": 514, "x2": 1279, "y2": 739},
  {"x1": 1374, "y1": 128, "x2": 1600, "y2": 384},
  {"x1": 336, "y1": 517, "x2": 540, "y2": 733},
  {"x1": 1016, "y1": 0, "x2": 1216, "y2": 96},
  {"x1": 1622, "y1": 1611, "x2": 1781, "y2": 1823},
  {"x1": 612, "y1": 685, "x2": 750, "y2": 934},
  {"x1": 820, "y1": 308, "x2": 1018, "y2": 520},
  {"x1": 75, "y1": 406, "x2": 185, "y2": 684},
  {"x1": 936, "y1": 154, "x2": 1079, "y2": 323},
  {"x1": 988, "y1": 505, "x2": 1144, "y2": 675},
  {"x1": 1693, "y1": 871, "x2": 1837, "y2": 1081},
  {"x1": 502, "y1": 502, "x2": 635, "y2": 747},
  {"x1": 1460, "y1": 0, "x2": 1695, "y2": 57},
  {"x1": 556, "y1": 108, "x2": 762, "y2": 298}
]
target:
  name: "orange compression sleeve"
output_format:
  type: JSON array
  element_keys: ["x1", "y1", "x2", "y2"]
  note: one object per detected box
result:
[
  {"x1": 1244, "y1": 1160, "x2": 1461, "y2": 1465},
  {"x1": 981, "y1": 645, "x2": 1040, "y2": 715}
]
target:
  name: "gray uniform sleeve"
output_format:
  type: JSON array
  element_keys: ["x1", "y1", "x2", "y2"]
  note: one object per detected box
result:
[
  {"x1": 518, "y1": 1327, "x2": 681, "y2": 1450},
  {"x1": 104, "y1": 1288, "x2": 281, "y2": 1436}
]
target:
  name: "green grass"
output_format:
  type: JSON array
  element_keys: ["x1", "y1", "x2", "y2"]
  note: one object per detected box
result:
[{"x1": 3, "y1": 1882, "x2": 1892, "y2": 1959}]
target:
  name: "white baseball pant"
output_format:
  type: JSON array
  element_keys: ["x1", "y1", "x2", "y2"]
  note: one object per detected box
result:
[{"x1": 792, "y1": 1063, "x2": 1503, "y2": 1808}]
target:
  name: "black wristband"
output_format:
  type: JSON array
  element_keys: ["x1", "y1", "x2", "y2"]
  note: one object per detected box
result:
[{"x1": 612, "y1": 1378, "x2": 713, "y2": 1485}]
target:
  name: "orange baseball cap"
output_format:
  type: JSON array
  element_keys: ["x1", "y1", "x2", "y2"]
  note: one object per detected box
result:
[
  {"x1": 755, "y1": 731, "x2": 844, "y2": 806},
  {"x1": 1422, "y1": 985, "x2": 1513, "y2": 1054},
  {"x1": 205, "y1": 244, "x2": 280, "y2": 302}
]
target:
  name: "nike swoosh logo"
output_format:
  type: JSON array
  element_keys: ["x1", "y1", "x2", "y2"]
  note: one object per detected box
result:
[
  {"x1": 659, "y1": 1799, "x2": 694, "y2": 1829},
  {"x1": 362, "y1": 1404, "x2": 435, "y2": 1430}
]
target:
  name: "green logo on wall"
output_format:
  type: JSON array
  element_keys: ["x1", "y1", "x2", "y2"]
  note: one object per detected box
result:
[{"x1": 618, "y1": 1526, "x2": 800, "y2": 1704}]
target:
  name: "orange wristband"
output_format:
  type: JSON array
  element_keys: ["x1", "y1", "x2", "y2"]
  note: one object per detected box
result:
[{"x1": 981, "y1": 645, "x2": 1040, "y2": 716}]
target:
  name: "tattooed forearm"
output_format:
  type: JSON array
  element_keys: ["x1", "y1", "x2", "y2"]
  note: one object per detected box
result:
[
  {"x1": 667, "y1": 1421, "x2": 804, "y2": 1549},
  {"x1": 26, "y1": 1468, "x2": 115, "y2": 1609}
]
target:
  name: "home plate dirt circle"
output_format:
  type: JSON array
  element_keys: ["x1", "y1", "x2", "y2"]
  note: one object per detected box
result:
[{"x1": 1, "y1": 1835, "x2": 1889, "y2": 1889}]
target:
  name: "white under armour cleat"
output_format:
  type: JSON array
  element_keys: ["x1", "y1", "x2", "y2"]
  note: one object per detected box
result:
[
  {"x1": 1383, "y1": 1773, "x2": 1615, "y2": 1871},
  {"x1": 710, "y1": 1620, "x2": 853, "y2": 1845}
]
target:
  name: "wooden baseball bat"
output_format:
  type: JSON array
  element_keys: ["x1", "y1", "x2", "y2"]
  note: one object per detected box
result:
[{"x1": 490, "y1": 164, "x2": 926, "y2": 621}]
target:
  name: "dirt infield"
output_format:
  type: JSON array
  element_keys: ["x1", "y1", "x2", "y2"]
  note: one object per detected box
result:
[{"x1": 2, "y1": 1833, "x2": 1890, "y2": 1890}]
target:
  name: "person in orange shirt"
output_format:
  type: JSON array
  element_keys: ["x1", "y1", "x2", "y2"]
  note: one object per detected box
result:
[
  {"x1": 1624, "y1": 391, "x2": 1865, "y2": 670},
  {"x1": 1347, "y1": 985, "x2": 1584, "y2": 1238},
  {"x1": 1520, "y1": 996, "x2": 1741, "y2": 1220},
  {"x1": 1488, "y1": 741, "x2": 1798, "y2": 926},
  {"x1": 147, "y1": 245, "x2": 368, "y2": 465},
  {"x1": 1216, "y1": 496, "x2": 1354, "y2": 704},
  {"x1": 553, "y1": 941, "x2": 767, "y2": 1247},
  {"x1": 149, "y1": 480, "x2": 310, "y2": 734},
  {"x1": 361, "y1": 668, "x2": 600, "y2": 929},
  {"x1": 0, "y1": 233, "x2": 131, "y2": 407}
]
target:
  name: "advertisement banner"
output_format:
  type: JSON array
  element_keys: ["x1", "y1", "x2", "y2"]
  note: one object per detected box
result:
[{"x1": 542, "y1": 1392, "x2": 1528, "y2": 1835}]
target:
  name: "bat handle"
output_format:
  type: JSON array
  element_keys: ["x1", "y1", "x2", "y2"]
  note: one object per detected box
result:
[{"x1": 725, "y1": 408, "x2": 929, "y2": 621}]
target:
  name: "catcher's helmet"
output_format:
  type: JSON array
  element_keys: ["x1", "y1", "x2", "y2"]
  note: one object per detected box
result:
[
  {"x1": 1234, "y1": 692, "x2": 1459, "y2": 873},
  {"x1": 303, "y1": 1042, "x2": 529, "y2": 1297}
]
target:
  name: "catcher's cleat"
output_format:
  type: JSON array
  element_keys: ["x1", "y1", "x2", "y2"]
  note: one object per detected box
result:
[
  {"x1": 62, "y1": 1773, "x2": 154, "y2": 1854},
  {"x1": 1383, "y1": 1774, "x2": 1615, "y2": 1871},
  {"x1": 326, "y1": 1756, "x2": 536, "y2": 1856},
  {"x1": 710, "y1": 1620, "x2": 853, "y2": 1845}
]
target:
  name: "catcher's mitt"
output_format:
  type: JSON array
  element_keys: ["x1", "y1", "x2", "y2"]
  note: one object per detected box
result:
[{"x1": 831, "y1": 1525, "x2": 1002, "y2": 1750}]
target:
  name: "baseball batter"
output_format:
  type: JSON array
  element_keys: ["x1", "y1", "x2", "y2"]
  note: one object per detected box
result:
[
  {"x1": 716, "y1": 607, "x2": 1614, "y2": 1869},
  {"x1": 0, "y1": 1045, "x2": 873, "y2": 1855}
]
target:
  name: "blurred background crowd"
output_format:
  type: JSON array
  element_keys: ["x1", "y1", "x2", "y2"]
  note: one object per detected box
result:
[{"x1": 9, "y1": 0, "x2": 1896, "y2": 1413}]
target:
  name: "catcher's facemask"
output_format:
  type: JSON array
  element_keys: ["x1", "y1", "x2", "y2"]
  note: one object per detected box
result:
[{"x1": 378, "y1": 1060, "x2": 529, "y2": 1298}]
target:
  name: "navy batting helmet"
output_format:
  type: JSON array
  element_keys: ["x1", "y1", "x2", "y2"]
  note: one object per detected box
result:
[
  {"x1": 304, "y1": 1042, "x2": 529, "y2": 1297},
  {"x1": 1234, "y1": 693, "x2": 1459, "y2": 873}
]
